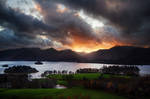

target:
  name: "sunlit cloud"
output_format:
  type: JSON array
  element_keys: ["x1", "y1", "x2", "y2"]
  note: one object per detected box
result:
[
  {"x1": 6, "y1": 0, "x2": 43, "y2": 20},
  {"x1": 0, "y1": 26, "x2": 5, "y2": 31},
  {"x1": 37, "y1": 35, "x2": 48, "y2": 40},
  {"x1": 76, "y1": 10, "x2": 104, "y2": 29},
  {"x1": 56, "y1": 4, "x2": 68, "y2": 13}
]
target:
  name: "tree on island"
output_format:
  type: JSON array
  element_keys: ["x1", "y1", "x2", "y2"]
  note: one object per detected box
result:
[
  {"x1": 4, "y1": 65, "x2": 39, "y2": 74},
  {"x1": 101, "y1": 66, "x2": 140, "y2": 76}
]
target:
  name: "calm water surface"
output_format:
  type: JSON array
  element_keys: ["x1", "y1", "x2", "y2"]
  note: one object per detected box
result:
[{"x1": 0, "y1": 61, "x2": 150, "y2": 78}]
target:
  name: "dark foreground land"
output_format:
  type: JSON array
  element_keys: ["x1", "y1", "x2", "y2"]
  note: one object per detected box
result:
[
  {"x1": 0, "y1": 66, "x2": 150, "y2": 99},
  {"x1": 0, "y1": 73, "x2": 150, "y2": 99}
]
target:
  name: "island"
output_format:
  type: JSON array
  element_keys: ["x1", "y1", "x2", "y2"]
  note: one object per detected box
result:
[{"x1": 4, "y1": 65, "x2": 39, "y2": 74}]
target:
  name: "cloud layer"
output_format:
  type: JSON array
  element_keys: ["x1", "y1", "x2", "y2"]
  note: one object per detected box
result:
[
  {"x1": 0, "y1": 0, "x2": 150, "y2": 52},
  {"x1": 59, "y1": 0, "x2": 150, "y2": 46}
]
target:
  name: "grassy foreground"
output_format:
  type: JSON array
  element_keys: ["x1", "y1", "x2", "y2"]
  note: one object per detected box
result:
[{"x1": 0, "y1": 88, "x2": 126, "y2": 99}]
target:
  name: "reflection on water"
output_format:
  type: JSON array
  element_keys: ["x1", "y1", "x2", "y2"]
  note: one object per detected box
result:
[{"x1": 0, "y1": 61, "x2": 150, "y2": 78}]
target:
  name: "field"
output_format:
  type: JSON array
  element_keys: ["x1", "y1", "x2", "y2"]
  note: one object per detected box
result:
[
  {"x1": 0, "y1": 88, "x2": 126, "y2": 99},
  {"x1": 47, "y1": 73, "x2": 130, "y2": 80}
]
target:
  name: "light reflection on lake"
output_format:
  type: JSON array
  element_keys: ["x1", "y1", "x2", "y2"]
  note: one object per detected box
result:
[{"x1": 0, "y1": 61, "x2": 150, "y2": 78}]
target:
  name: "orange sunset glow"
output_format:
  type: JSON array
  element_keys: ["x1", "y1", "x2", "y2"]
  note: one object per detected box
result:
[
  {"x1": 70, "y1": 43, "x2": 113, "y2": 53},
  {"x1": 63, "y1": 28, "x2": 123, "y2": 53},
  {"x1": 69, "y1": 40, "x2": 124, "y2": 53}
]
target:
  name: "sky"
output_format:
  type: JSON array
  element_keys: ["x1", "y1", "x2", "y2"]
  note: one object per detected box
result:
[{"x1": 0, "y1": 0, "x2": 150, "y2": 53}]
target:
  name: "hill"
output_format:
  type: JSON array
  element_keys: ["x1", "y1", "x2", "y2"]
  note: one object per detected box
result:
[
  {"x1": 84, "y1": 46, "x2": 150, "y2": 64},
  {"x1": 0, "y1": 48, "x2": 80, "y2": 62},
  {"x1": 0, "y1": 46, "x2": 150, "y2": 64}
]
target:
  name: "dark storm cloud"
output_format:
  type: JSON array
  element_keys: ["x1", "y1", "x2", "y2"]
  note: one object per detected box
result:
[
  {"x1": 0, "y1": 0, "x2": 55, "y2": 50},
  {"x1": 56, "y1": 0, "x2": 150, "y2": 47},
  {"x1": 58, "y1": 0, "x2": 150, "y2": 32},
  {"x1": 0, "y1": 0, "x2": 57, "y2": 37},
  {"x1": 0, "y1": 27, "x2": 54, "y2": 50}
]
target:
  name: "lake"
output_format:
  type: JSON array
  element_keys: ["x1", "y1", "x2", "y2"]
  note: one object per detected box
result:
[{"x1": 0, "y1": 61, "x2": 150, "y2": 78}]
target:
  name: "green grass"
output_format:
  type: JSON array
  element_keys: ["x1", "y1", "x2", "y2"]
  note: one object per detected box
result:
[
  {"x1": 57, "y1": 80, "x2": 68, "y2": 86},
  {"x1": 48, "y1": 73, "x2": 130, "y2": 80},
  {"x1": 73, "y1": 73, "x2": 101, "y2": 80},
  {"x1": 0, "y1": 88, "x2": 126, "y2": 99}
]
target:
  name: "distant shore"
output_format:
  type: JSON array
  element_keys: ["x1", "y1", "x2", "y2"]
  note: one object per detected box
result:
[{"x1": 0, "y1": 60, "x2": 149, "y2": 65}]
